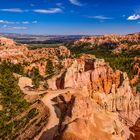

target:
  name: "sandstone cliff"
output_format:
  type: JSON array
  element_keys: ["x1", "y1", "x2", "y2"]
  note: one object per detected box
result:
[
  {"x1": 0, "y1": 36, "x2": 28, "y2": 63},
  {"x1": 76, "y1": 33, "x2": 140, "y2": 46},
  {"x1": 54, "y1": 94, "x2": 126, "y2": 140},
  {"x1": 1, "y1": 36, "x2": 140, "y2": 140},
  {"x1": 46, "y1": 54, "x2": 140, "y2": 140},
  {"x1": 0, "y1": 36, "x2": 70, "y2": 76}
]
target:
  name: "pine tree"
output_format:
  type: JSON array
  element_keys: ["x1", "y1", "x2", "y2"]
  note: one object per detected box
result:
[{"x1": 46, "y1": 59, "x2": 54, "y2": 75}]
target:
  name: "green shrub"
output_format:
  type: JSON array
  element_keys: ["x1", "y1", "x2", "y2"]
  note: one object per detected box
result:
[
  {"x1": 29, "y1": 67, "x2": 43, "y2": 88},
  {"x1": 27, "y1": 108, "x2": 39, "y2": 120},
  {"x1": 43, "y1": 81, "x2": 49, "y2": 89},
  {"x1": 0, "y1": 61, "x2": 24, "y2": 75},
  {"x1": 105, "y1": 57, "x2": 134, "y2": 78},
  {"x1": 45, "y1": 59, "x2": 54, "y2": 76}
]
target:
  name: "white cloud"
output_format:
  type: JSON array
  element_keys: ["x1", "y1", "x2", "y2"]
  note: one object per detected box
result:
[
  {"x1": 0, "y1": 20, "x2": 20, "y2": 24},
  {"x1": 127, "y1": 14, "x2": 140, "y2": 20},
  {"x1": 11, "y1": 26, "x2": 28, "y2": 30},
  {"x1": 1, "y1": 25, "x2": 28, "y2": 30},
  {"x1": 0, "y1": 8, "x2": 25, "y2": 12},
  {"x1": 22, "y1": 21, "x2": 30, "y2": 24},
  {"x1": 87, "y1": 15, "x2": 112, "y2": 20},
  {"x1": 0, "y1": 8, "x2": 63, "y2": 14},
  {"x1": 0, "y1": 20, "x2": 37, "y2": 24},
  {"x1": 0, "y1": 20, "x2": 13, "y2": 24},
  {"x1": 33, "y1": 8, "x2": 62, "y2": 14},
  {"x1": 69, "y1": 0, "x2": 83, "y2": 6}
]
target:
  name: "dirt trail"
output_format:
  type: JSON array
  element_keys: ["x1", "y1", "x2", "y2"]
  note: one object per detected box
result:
[
  {"x1": 17, "y1": 75, "x2": 80, "y2": 139},
  {"x1": 34, "y1": 88, "x2": 79, "y2": 140}
]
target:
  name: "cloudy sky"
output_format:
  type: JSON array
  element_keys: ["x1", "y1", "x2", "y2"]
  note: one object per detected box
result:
[{"x1": 0, "y1": 0, "x2": 139, "y2": 35}]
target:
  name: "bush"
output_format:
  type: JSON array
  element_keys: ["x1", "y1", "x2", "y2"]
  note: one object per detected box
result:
[
  {"x1": 45, "y1": 59, "x2": 54, "y2": 76},
  {"x1": 27, "y1": 108, "x2": 39, "y2": 120},
  {"x1": 43, "y1": 81, "x2": 49, "y2": 89},
  {"x1": 30, "y1": 67, "x2": 43, "y2": 88},
  {"x1": 0, "y1": 61, "x2": 24, "y2": 75},
  {"x1": 105, "y1": 57, "x2": 134, "y2": 78}
]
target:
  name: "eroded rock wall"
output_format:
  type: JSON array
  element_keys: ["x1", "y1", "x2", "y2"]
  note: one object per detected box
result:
[{"x1": 48, "y1": 55, "x2": 140, "y2": 114}]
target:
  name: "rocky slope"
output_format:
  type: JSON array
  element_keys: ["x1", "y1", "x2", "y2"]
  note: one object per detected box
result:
[
  {"x1": 129, "y1": 117, "x2": 140, "y2": 140},
  {"x1": 72, "y1": 33, "x2": 140, "y2": 56},
  {"x1": 0, "y1": 36, "x2": 70, "y2": 63},
  {"x1": 0, "y1": 36, "x2": 28, "y2": 62},
  {"x1": 0, "y1": 36, "x2": 70, "y2": 76},
  {"x1": 76, "y1": 33, "x2": 140, "y2": 46},
  {"x1": 45, "y1": 54, "x2": 140, "y2": 140},
  {"x1": 53, "y1": 93, "x2": 127, "y2": 140},
  {"x1": 68, "y1": 33, "x2": 140, "y2": 93},
  {"x1": 74, "y1": 33, "x2": 140, "y2": 52},
  {"x1": 0, "y1": 36, "x2": 140, "y2": 140}
]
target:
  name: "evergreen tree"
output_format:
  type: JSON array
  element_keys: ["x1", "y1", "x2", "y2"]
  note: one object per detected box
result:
[
  {"x1": 46, "y1": 59, "x2": 54, "y2": 75},
  {"x1": 30, "y1": 67, "x2": 43, "y2": 88},
  {"x1": 0, "y1": 62, "x2": 29, "y2": 139}
]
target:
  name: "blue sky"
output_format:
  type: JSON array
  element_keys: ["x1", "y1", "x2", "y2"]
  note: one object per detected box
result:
[{"x1": 0, "y1": 0, "x2": 139, "y2": 35}]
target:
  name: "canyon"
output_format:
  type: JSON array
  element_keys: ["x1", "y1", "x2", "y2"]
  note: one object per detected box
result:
[{"x1": 0, "y1": 34, "x2": 140, "y2": 140}]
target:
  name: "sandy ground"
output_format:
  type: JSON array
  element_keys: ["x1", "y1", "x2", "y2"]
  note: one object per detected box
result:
[{"x1": 18, "y1": 76, "x2": 47, "y2": 95}]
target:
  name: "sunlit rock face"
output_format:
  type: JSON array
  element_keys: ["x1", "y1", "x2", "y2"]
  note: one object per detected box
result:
[
  {"x1": 54, "y1": 94, "x2": 126, "y2": 140},
  {"x1": 24, "y1": 46, "x2": 71, "y2": 76},
  {"x1": 113, "y1": 44, "x2": 140, "y2": 55},
  {"x1": 47, "y1": 55, "x2": 140, "y2": 140},
  {"x1": 0, "y1": 36, "x2": 71, "y2": 76},
  {"x1": 1, "y1": 36, "x2": 140, "y2": 140},
  {"x1": 75, "y1": 33, "x2": 140, "y2": 57},
  {"x1": 0, "y1": 36, "x2": 70, "y2": 63},
  {"x1": 48, "y1": 55, "x2": 140, "y2": 114},
  {"x1": 43, "y1": 87, "x2": 139, "y2": 140},
  {"x1": 76, "y1": 33, "x2": 140, "y2": 46},
  {"x1": 0, "y1": 36, "x2": 28, "y2": 63}
]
